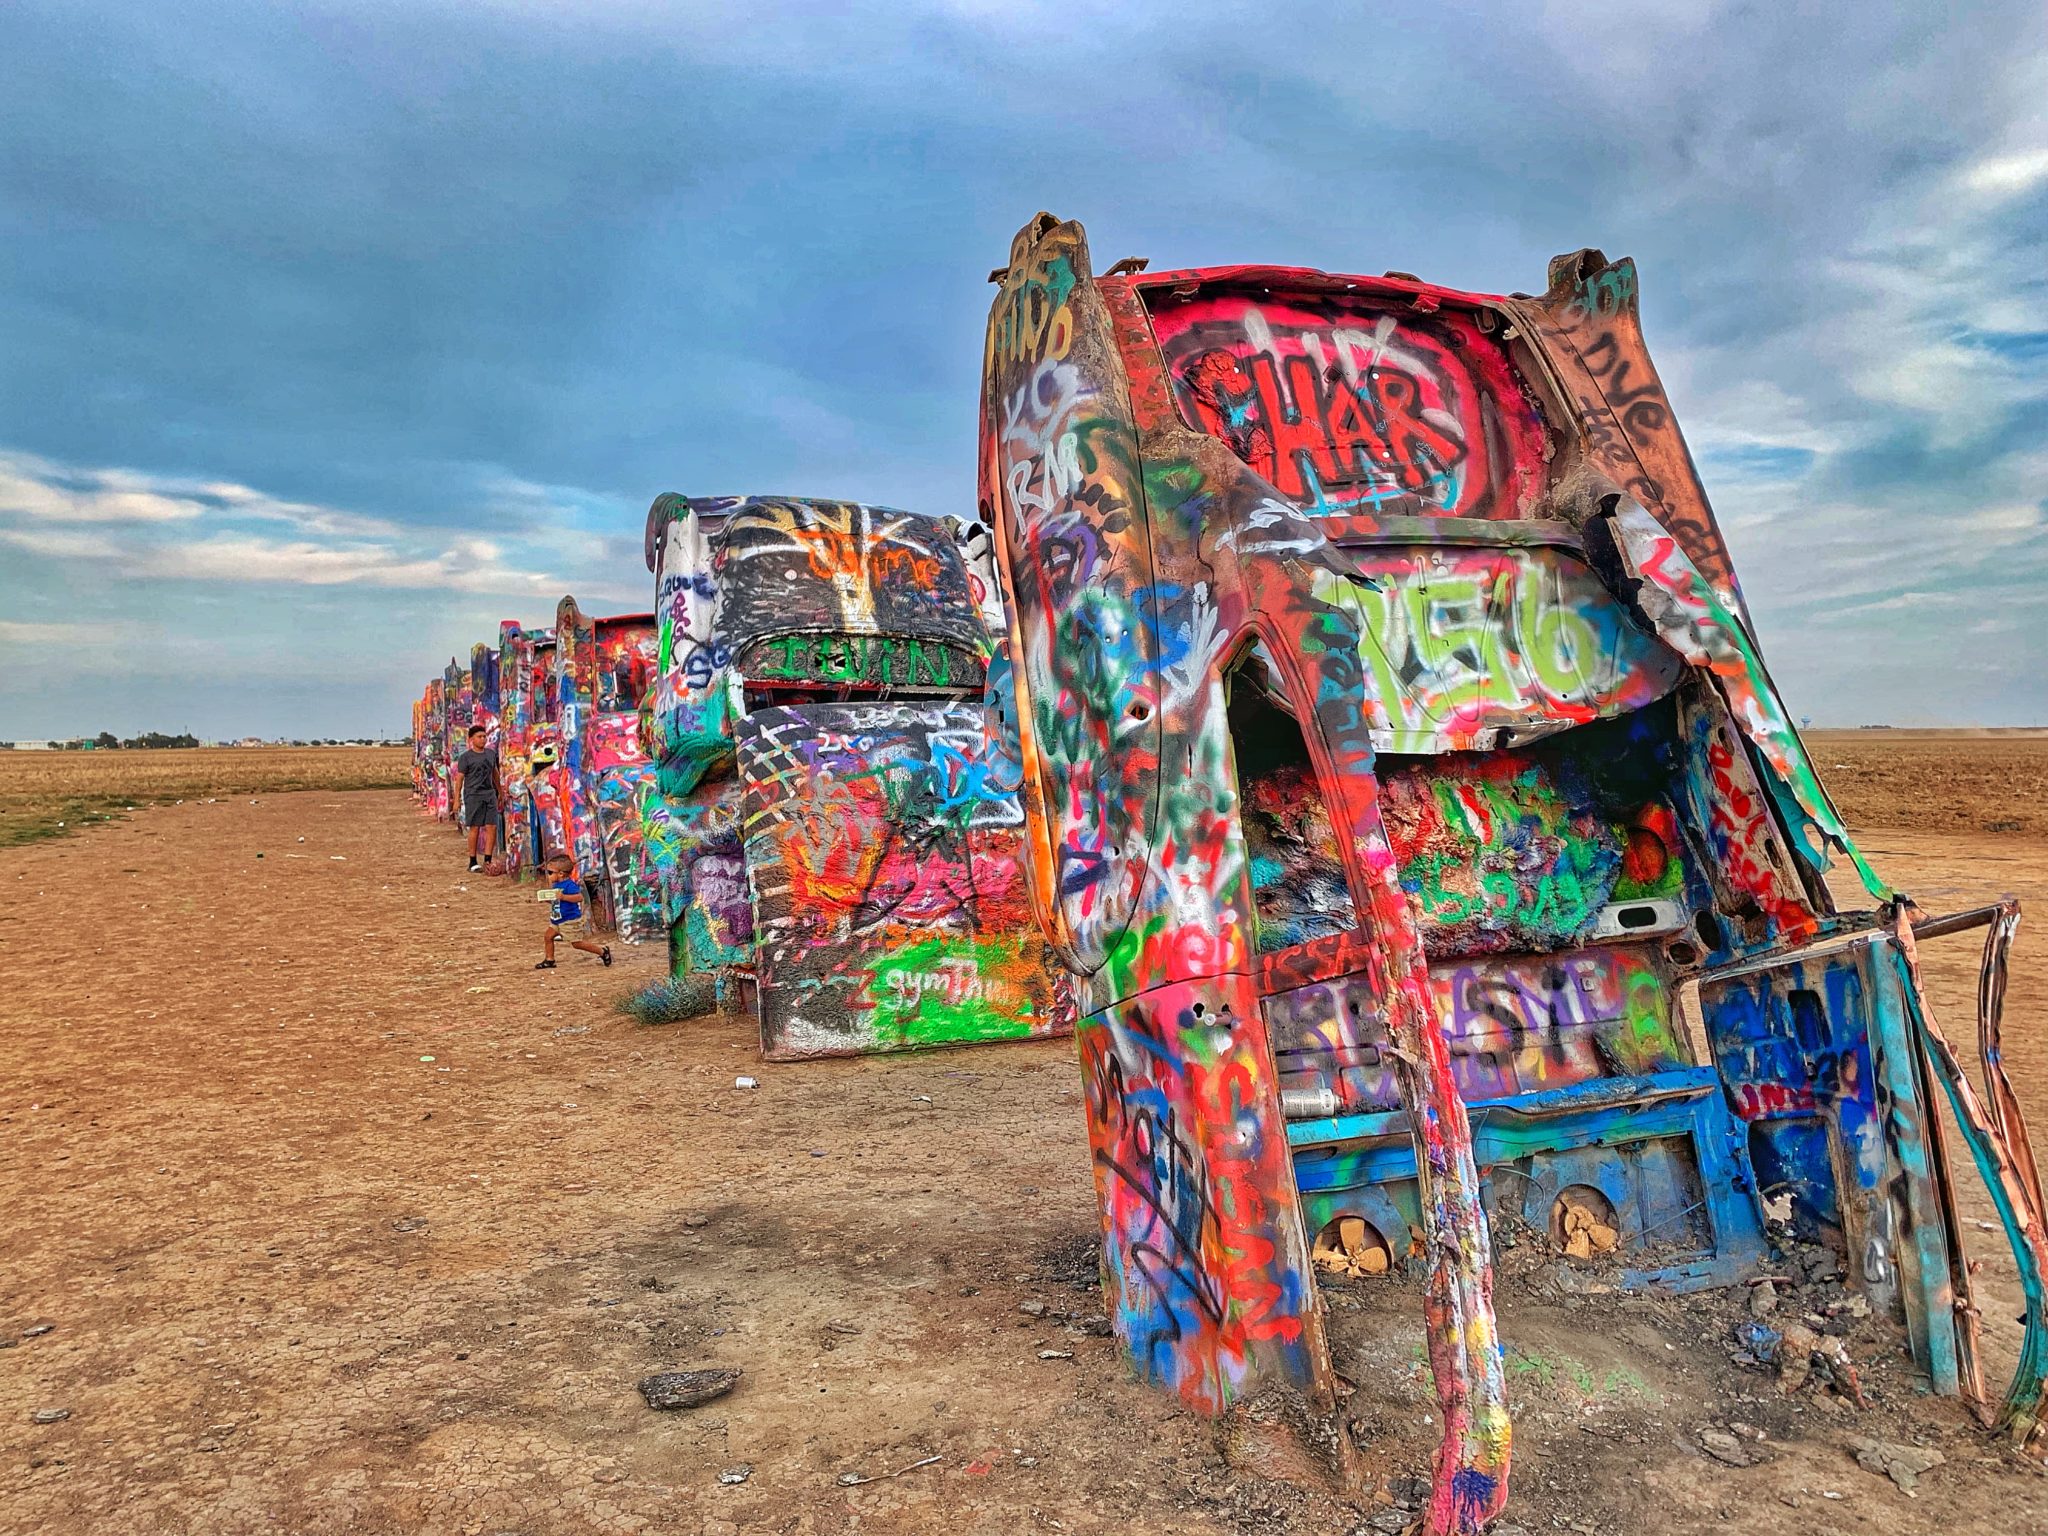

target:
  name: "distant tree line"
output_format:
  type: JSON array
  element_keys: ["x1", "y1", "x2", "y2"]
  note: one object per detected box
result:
[
  {"x1": 5, "y1": 734, "x2": 407, "y2": 750},
  {"x1": 91, "y1": 732, "x2": 202, "y2": 749}
]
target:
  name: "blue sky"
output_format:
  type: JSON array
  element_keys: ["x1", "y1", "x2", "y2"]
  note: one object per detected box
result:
[{"x1": 2, "y1": 0, "x2": 2044, "y2": 738}]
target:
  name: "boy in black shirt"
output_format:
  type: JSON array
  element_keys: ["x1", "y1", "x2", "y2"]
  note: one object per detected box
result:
[{"x1": 452, "y1": 724, "x2": 500, "y2": 873}]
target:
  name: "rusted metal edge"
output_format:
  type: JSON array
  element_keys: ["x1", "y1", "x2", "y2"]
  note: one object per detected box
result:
[
  {"x1": 1697, "y1": 902, "x2": 2010, "y2": 986},
  {"x1": 1891, "y1": 905, "x2": 2048, "y2": 1453}
]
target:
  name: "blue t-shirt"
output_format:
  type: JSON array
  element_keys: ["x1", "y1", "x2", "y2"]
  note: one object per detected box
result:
[{"x1": 551, "y1": 877, "x2": 583, "y2": 923}]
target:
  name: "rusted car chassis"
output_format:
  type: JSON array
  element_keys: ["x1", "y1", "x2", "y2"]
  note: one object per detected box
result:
[{"x1": 978, "y1": 211, "x2": 2046, "y2": 1531}]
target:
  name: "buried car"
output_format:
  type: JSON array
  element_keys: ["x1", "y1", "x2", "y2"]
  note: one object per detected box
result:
[
  {"x1": 494, "y1": 620, "x2": 552, "y2": 880},
  {"x1": 637, "y1": 492, "x2": 1071, "y2": 1058},
  {"x1": 979, "y1": 212, "x2": 2046, "y2": 1530},
  {"x1": 551, "y1": 596, "x2": 663, "y2": 940}
]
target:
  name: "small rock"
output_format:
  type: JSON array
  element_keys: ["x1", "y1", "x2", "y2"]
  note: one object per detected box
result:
[
  {"x1": 1037, "y1": 1349, "x2": 1074, "y2": 1361},
  {"x1": 1368, "y1": 1511, "x2": 1412, "y2": 1533},
  {"x1": 718, "y1": 1464, "x2": 752, "y2": 1485},
  {"x1": 22, "y1": 1323, "x2": 55, "y2": 1339},
  {"x1": 1386, "y1": 1475, "x2": 1431, "y2": 1510},
  {"x1": 1699, "y1": 1427, "x2": 1754, "y2": 1467},
  {"x1": 391, "y1": 1217, "x2": 429, "y2": 1234},
  {"x1": 1851, "y1": 1436, "x2": 1945, "y2": 1494},
  {"x1": 1750, "y1": 1280, "x2": 1780, "y2": 1319},
  {"x1": 1019, "y1": 1300, "x2": 1047, "y2": 1317},
  {"x1": 639, "y1": 1368, "x2": 742, "y2": 1411},
  {"x1": 30, "y1": 1409, "x2": 69, "y2": 1425},
  {"x1": 682, "y1": 1213, "x2": 709, "y2": 1228}
]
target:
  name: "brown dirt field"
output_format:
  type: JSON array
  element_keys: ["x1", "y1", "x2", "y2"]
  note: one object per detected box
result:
[
  {"x1": 0, "y1": 747, "x2": 411, "y2": 847},
  {"x1": 1805, "y1": 729, "x2": 2048, "y2": 840},
  {"x1": 2, "y1": 763, "x2": 2046, "y2": 1535}
]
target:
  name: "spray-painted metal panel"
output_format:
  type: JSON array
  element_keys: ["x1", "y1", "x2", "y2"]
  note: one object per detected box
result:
[
  {"x1": 982, "y1": 214, "x2": 1386, "y2": 1471},
  {"x1": 1270, "y1": 945, "x2": 1691, "y2": 1119},
  {"x1": 551, "y1": 598, "x2": 607, "y2": 919},
  {"x1": 1144, "y1": 285, "x2": 1548, "y2": 520},
  {"x1": 718, "y1": 499, "x2": 990, "y2": 672},
  {"x1": 586, "y1": 615, "x2": 662, "y2": 941},
  {"x1": 495, "y1": 622, "x2": 546, "y2": 879},
  {"x1": 1326, "y1": 541, "x2": 1682, "y2": 752},
  {"x1": 735, "y1": 700, "x2": 1066, "y2": 1059},
  {"x1": 637, "y1": 493, "x2": 1072, "y2": 1048}
]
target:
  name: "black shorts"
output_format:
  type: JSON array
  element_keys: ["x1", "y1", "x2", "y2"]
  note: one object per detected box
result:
[{"x1": 463, "y1": 798, "x2": 500, "y2": 828}]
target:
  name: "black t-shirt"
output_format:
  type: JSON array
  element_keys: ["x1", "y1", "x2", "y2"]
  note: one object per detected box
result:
[{"x1": 455, "y1": 747, "x2": 499, "y2": 804}]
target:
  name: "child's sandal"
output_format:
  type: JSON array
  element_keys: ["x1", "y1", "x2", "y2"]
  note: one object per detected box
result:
[
  {"x1": 533, "y1": 958, "x2": 556, "y2": 969},
  {"x1": 600, "y1": 948, "x2": 614, "y2": 967}
]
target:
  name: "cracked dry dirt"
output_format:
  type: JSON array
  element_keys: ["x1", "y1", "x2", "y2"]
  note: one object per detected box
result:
[{"x1": 3, "y1": 786, "x2": 2046, "y2": 1536}]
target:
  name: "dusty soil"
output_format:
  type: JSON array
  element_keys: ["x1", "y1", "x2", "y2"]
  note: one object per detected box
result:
[
  {"x1": 2, "y1": 764, "x2": 2046, "y2": 1535},
  {"x1": 0, "y1": 747, "x2": 411, "y2": 846},
  {"x1": 1805, "y1": 729, "x2": 2048, "y2": 840}
]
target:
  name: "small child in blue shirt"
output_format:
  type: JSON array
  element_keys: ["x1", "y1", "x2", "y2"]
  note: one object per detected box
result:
[{"x1": 536, "y1": 854, "x2": 612, "y2": 969}]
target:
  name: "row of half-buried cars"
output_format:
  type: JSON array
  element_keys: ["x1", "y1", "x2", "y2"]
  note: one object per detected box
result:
[
  {"x1": 408, "y1": 214, "x2": 2048, "y2": 1531},
  {"x1": 411, "y1": 496, "x2": 1074, "y2": 1060}
]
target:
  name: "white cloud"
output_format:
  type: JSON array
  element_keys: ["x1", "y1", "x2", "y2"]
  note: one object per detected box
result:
[
  {"x1": 129, "y1": 534, "x2": 558, "y2": 593},
  {"x1": 0, "y1": 450, "x2": 203, "y2": 523},
  {"x1": 0, "y1": 448, "x2": 405, "y2": 536},
  {"x1": 0, "y1": 450, "x2": 564, "y2": 595},
  {"x1": 0, "y1": 525, "x2": 122, "y2": 560},
  {"x1": 1959, "y1": 145, "x2": 2048, "y2": 200},
  {"x1": 0, "y1": 618, "x2": 100, "y2": 645}
]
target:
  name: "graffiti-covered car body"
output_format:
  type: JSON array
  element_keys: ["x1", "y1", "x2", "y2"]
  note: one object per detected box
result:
[
  {"x1": 437, "y1": 657, "x2": 472, "y2": 823},
  {"x1": 413, "y1": 679, "x2": 447, "y2": 817},
  {"x1": 525, "y1": 633, "x2": 565, "y2": 874},
  {"x1": 589, "y1": 610, "x2": 663, "y2": 939},
  {"x1": 495, "y1": 621, "x2": 552, "y2": 879},
  {"x1": 980, "y1": 213, "x2": 2047, "y2": 1528},
  {"x1": 549, "y1": 598, "x2": 661, "y2": 938},
  {"x1": 469, "y1": 641, "x2": 501, "y2": 752},
  {"x1": 639, "y1": 493, "x2": 1071, "y2": 1059}
]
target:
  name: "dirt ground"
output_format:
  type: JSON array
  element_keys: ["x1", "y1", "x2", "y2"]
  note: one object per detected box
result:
[
  {"x1": 0, "y1": 747, "x2": 410, "y2": 847},
  {"x1": 3, "y1": 752, "x2": 2046, "y2": 1535},
  {"x1": 1805, "y1": 729, "x2": 2048, "y2": 840}
]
